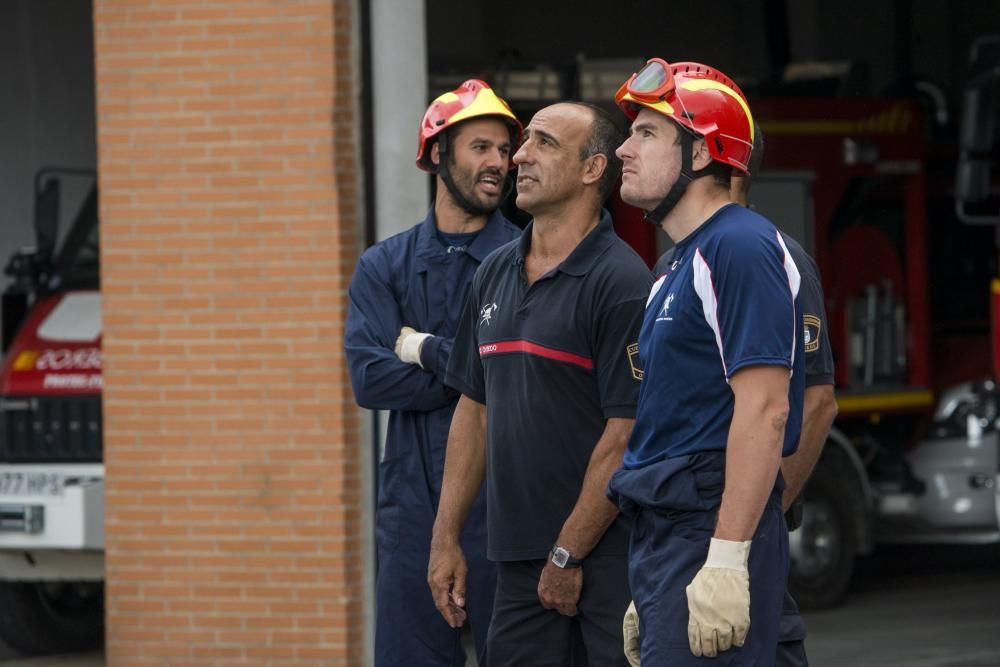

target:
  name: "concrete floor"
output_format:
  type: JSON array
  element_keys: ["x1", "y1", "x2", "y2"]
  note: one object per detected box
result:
[{"x1": 803, "y1": 542, "x2": 1000, "y2": 666}]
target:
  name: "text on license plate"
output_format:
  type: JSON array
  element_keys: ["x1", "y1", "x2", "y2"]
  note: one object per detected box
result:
[{"x1": 0, "y1": 472, "x2": 63, "y2": 497}]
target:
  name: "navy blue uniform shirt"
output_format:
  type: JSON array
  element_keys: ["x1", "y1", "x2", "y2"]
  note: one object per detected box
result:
[
  {"x1": 447, "y1": 211, "x2": 653, "y2": 561},
  {"x1": 626, "y1": 204, "x2": 805, "y2": 469},
  {"x1": 655, "y1": 229, "x2": 833, "y2": 388},
  {"x1": 345, "y1": 209, "x2": 520, "y2": 530}
]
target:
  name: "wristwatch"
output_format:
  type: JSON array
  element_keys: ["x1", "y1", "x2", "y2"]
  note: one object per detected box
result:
[{"x1": 549, "y1": 545, "x2": 584, "y2": 569}]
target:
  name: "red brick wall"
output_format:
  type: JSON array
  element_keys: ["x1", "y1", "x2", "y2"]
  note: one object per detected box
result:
[{"x1": 93, "y1": 1, "x2": 365, "y2": 663}]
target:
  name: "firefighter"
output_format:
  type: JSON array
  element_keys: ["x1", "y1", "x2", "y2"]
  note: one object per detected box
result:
[
  {"x1": 627, "y1": 121, "x2": 839, "y2": 666},
  {"x1": 429, "y1": 102, "x2": 652, "y2": 666},
  {"x1": 606, "y1": 59, "x2": 806, "y2": 664},
  {"x1": 344, "y1": 79, "x2": 522, "y2": 667}
]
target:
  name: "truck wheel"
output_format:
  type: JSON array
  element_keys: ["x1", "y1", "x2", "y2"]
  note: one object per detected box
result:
[
  {"x1": 0, "y1": 581, "x2": 103, "y2": 655},
  {"x1": 788, "y1": 459, "x2": 858, "y2": 609}
]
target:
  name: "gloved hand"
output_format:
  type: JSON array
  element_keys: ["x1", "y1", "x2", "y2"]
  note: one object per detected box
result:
[
  {"x1": 685, "y1": 538, "x2": 752, "y2": 657},
  {"x1": 395, "y1": 326, "x2": 431, "y2": 367},
  {"x1": 623, "y1": 599, "x2": 641, "y2": 667}
]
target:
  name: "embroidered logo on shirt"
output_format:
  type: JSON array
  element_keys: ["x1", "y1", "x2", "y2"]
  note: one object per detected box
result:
[
  {"x1": 480, "y1": 302, "x2": 499, "y2": 327},
  {"x1": 803, "y1": 314, "x2": 822, "y2": 353},
  {"x1": 627, "y1": 343, "x2": 643, "y2": 381},
  {"x1": 656, "y1": 293, "x2": 675, "y2": 322}
]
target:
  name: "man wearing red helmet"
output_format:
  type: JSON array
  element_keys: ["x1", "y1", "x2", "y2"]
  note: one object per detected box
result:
[
  {"x1": 345, "y1": 80, "x2": 522, "y2": 666},
  {"x1": 640, "y1": 121, "x2": 838, "y2": 667},
  {"x1": 606, "y1": 60, "x2": 806, "y2": 664}
]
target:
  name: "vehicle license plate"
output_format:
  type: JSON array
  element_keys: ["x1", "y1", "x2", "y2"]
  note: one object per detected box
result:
[{"x1": 0, "y1": 472, "x2": 63, "y2": 497}]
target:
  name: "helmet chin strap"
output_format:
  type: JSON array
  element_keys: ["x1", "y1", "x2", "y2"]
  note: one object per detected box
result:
[
  {"x1": 436, "y1": 132, "x2": 493, "y2": 217},
  {"x1": 644, "y1": 131, "x2": 711, "y2": 226}
]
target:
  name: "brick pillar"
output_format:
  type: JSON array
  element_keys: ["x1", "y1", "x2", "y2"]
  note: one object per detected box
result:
[{"x1": 94, "y1": 1, "x2": 365, "y2": 663}]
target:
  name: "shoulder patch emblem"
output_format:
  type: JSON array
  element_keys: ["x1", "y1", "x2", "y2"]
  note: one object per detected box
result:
[
  {"x1": 627, "y1": 343, "x2": 643, "y2": 381},
  {"x1": 803, "y1": 314, "x2": 821, "y2": 353}
]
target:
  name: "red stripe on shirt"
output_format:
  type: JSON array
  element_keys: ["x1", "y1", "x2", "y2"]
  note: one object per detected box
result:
[{"x1": 478, "y1": 340, "x2": 594, "y2": 371}]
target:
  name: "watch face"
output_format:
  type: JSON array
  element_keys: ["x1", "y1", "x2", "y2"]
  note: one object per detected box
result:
[{"x1": 551, "y1": 546, "x2": 569, "y2": 568}]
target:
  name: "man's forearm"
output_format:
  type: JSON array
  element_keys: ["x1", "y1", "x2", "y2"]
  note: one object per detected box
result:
[
  {"x1": 781, "y1": 384, "x2": 838, "y2": 510},
  {"x1": 555, "y1": 417, "x2": 634, "y2": 559},
  {"x1": 431, "y1": 395, "x2": 488, "y2": 546},
  {"x1": 715, "y1": 367, "x2": 789, "y2": 541}
]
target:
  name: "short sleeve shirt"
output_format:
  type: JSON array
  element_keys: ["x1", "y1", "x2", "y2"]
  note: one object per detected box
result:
[
  {"x1": 784, "y1": 238, "x2": 834, "y2": 386},
  {"x1": 654, "y1": 229, "x2": 833, "y2": 388},
  {"x1": 447, "y1": 212, "x2": 653, "y2": 560},
  {"x1": 626, "y1": 204, "x2": 805, "y2": 469}
]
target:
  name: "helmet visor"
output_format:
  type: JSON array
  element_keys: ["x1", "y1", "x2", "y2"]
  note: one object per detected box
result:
[{"x1": 621, "y1": 58, "x2": 675, "y2": 103}]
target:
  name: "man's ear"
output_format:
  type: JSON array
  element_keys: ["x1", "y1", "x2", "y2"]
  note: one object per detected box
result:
[
  {"x1": 582, "y1": 153, "x2": 608, "y2": 188},
  {"x1": 692, "y1": 138, "x2": 712, "y2": 171},
  {"x1": 430, "y1": 141, "x2": 441, "y2": 168}
]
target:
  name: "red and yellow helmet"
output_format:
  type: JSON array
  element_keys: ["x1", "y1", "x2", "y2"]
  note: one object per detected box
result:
[
  {"x1": 416, "y1": 79, "x2": 522, "y2": 172},
  {"x1": 615, "y1": 59, "x2": 754, "y2": 175}
]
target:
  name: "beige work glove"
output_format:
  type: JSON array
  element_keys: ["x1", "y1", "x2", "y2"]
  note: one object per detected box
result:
[
  {"x1": 685, "y1": 538, "x2": 752, "y2": 657},
  {"x1": 623, "y1": 599, "x2": 641, "y2": 666},
  {"x1": 394, "y1": 326, "x2": 431, "y2": 367}
]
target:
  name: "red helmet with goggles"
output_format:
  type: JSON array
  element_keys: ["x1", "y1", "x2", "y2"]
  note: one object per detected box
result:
[
  {"x1": 615, "y1": 59, "x2": 754, "y2": 175},
  {"x1": 416, "y1": 79, "x2": 522, "y2": 172}
]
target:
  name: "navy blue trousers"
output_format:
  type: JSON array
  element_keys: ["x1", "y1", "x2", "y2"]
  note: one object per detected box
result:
[
  {"x1": 776, "y1": 590, "x2": 808, "y2": 666},
  {"x1": 374, "y1": 491, "x2": 494, "y2": 667},
  {"x1": 609, "y1": 452, "x2": 788, "y2": 666}
]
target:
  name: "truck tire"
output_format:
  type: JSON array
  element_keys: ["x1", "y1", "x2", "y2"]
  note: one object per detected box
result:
[
  {"x1": 788, "y1": 456, "x2": 858, "y2": 609},
  {"x1": 0, "y1": 581, "x2": 103, "y2": 655}
]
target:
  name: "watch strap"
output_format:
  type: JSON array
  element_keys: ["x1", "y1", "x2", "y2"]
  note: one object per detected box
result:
[{"x1": 550, "y1": 545, "x2": 584, "y2": 568}]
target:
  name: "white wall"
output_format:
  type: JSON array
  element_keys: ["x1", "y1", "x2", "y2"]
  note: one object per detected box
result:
[
  {"x1": 371, "y1": 0, "x2": 429, "y2": 241},
  {"x1": 366, "y1": 2, "x2": 429, "y2": 660}
]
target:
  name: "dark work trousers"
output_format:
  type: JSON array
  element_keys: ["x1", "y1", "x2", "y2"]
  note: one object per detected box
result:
[
  {"x1": 776, "y1": 591, "x2": 809, "y2": 666},
  {"x1": 483, "y1": 556, "x2": 631, "y2": 667},
  {"x1": 374, "y1": 491, "x2": 494, "y2": 667},
  {"x1": 608, "y1": 452, "x2": 788, "y2": 666},
  {"x1": 778, "y1": 500, "x2": 809, "y2": 665}
]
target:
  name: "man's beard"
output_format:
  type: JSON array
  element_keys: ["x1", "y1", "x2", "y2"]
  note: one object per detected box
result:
[{"x1": 447, "y1": 156, "x2": 504, "y2": 216}]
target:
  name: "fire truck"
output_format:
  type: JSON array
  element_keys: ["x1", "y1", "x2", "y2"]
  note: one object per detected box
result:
[
  {"x1": 755, "y1": 37, "x2": 1000, "y2": 609},
  {"x1": 0, "y1": 168, "x2": 103, "y2": 654}
]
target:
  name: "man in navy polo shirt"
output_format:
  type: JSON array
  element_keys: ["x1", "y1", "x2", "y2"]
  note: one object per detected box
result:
[
  {"x1": 607, "y1": 59, "x2": 805, "y2": 665},
  {"x1": 345, "y1": 80, "x2": 522, "y2": 667},
  {"x1": 428, "y1": 102, "x2": 652, "y2": 666}
]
